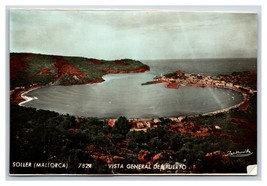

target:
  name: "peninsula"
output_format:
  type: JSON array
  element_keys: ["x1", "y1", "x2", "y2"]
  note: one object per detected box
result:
[{"x1": 10, "y1": 53, "x2": 150, "y2": 104}]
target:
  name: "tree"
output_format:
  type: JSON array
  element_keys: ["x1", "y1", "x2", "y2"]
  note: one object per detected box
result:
[
  {"x1": 112, "y1": 116, "x2": 130, "y2": 135},
  {"x1": 127, "y1": 130, "x2": 147, "y2": 151},
  {"x1": 170, "y1": 133, "x2": 183, "y2": 151},
  {"x1": 112, "y1": 133, "x2": 125, "y2": 143},
  {"x1": 147, "y1": 126, "x2": 169, "y2": 142},
  {"x1": 148, "y1": 137, "x2": 164, "y2": 151}
]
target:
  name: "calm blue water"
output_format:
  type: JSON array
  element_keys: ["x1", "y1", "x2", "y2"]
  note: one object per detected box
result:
[{"x1": 23, "y1": 58, "x2": 256, "y2": 118}]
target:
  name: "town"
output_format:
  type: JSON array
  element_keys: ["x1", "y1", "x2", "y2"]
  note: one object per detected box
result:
[{"x1": 106, "y1": 70, "x2": 257, "y2": 133}]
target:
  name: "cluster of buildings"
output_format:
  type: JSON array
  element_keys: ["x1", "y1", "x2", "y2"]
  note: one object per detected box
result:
[
  {"x1": 106, "y1": 71, "x2": 256, "y2": 132},
  {"x1": 156, "y1": 71, "x2": 256, "y2": 95}
]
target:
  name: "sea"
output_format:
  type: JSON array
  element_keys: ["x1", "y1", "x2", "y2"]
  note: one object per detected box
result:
[{"x1": 22, "y1": 58, "x2": 257, "y2": 119}]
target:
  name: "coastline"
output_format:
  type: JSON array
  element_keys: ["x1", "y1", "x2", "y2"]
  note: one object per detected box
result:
[
  {"x1": 126, "y1": 71, "x2": 256, "y2": 130},
  {"x1": 11, "y1": 67, "x2": 256, "y2": 127},
  {"x1": 10, "y1": 65, "x2": 150, "y2": 106},
  {"x1": 10, "y1": 53, "x2": 150, "y2": 105},
  {"x1": 18, "y1": 86, "x2": 41, "y2": 106},
  {"x1": 10, "y1": 68, "x2": 257, "y2": 172}
]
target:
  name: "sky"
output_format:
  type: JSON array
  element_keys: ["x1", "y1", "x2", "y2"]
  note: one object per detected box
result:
[{"x1": 9, "y1": 9, "x2": 257, "y2": 60}]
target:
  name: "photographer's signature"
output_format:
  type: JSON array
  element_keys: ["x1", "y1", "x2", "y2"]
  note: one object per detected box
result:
[{"x1": 228, "y1": 149, "x2": 253, "y2": 157}]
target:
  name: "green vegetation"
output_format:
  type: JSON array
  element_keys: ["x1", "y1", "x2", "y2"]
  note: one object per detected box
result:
[
  {"x1": 164, "y1": 71, "x2": 187, "y2": 80},
  {"x1": 63, "y1": 56, "x2": 145, "y2": 82},
  {"x1": 184, "y1": 94, "x2": 257, "y2": 139},
  {"x1": 10, "y1": 53, "x2": 57, "y2": 88},
  {"x1": 184, "y1": 113, "x2": 245, "y2": 138},
  {"x1": 10, "y1": 53, "x2": 148, "y2": 89},
  {"x1": 10, "y1": 103, "x2": 256, "y2": 174},
  {"x1": 112, "y1": 116, "x2": 130, "y2": 136},
  {"x1": 10, "y1": 105, "x2": 109, "y2": 174},
  {"x1": 10, "y1": 54, "x2": 256, "y2": 174}
]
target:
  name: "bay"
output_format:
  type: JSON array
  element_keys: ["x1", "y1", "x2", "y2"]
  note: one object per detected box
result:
[{"x1": 22, "y1": 58, "x2": 255, "y2": 118}]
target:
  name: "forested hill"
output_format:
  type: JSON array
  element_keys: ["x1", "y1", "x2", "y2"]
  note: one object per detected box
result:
[{"x1": 10, "y1": 53, "x2": 149, "y2": 89}]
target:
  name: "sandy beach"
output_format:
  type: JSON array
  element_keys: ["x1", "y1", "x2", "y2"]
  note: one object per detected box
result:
[{"x1": 18, "y1": 87, "x2": 40, "y2": 106}]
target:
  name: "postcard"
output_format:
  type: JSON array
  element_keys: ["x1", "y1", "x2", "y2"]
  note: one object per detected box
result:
[{"x1": 9, "y1": 8, "x2": 257, "y2": 175}]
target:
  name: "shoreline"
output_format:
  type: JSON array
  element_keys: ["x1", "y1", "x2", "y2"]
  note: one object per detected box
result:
[
  {"x1": 10, "y1": 65, "x2": 150, "y2": 106},
  {"x1": 18, "y1": 86, "x2": 41, "y2": 106},
  {"x1": 12, "y1": 69, "x2": 256, "y2": 126},
  {"x1": 127, "y1": 71, "x2": 256, "y2": 130}
]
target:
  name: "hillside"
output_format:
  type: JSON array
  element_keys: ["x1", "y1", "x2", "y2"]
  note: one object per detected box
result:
[
  {"x1": 10, "y1": 94, "x2": 257, "y2": 174},
  {"x1": 10, "y1": 53, "x2": 149, "y2": 104},
  {"x1": 10, "y1": 53, "x2": 149, "y2": 88}
]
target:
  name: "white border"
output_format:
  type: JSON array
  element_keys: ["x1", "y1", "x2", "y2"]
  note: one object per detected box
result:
[{"x1": 1, "y1": 0, "x2": 266, "y2": 185}]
